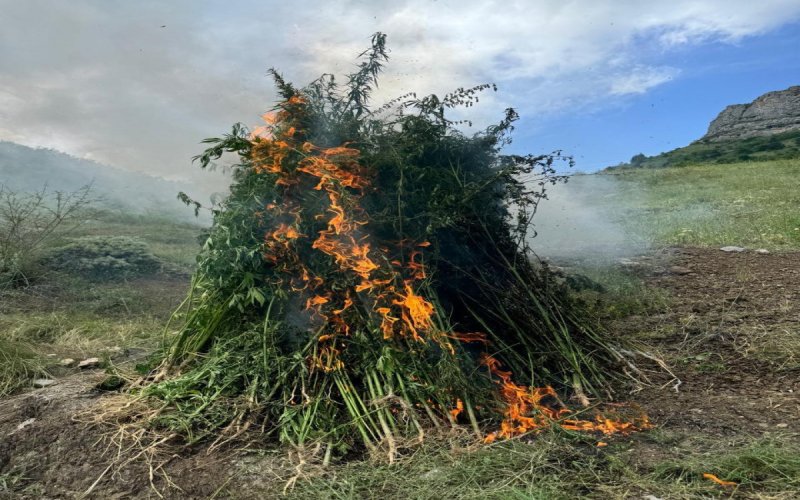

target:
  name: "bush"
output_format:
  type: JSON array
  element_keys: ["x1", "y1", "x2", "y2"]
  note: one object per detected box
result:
[
  {"x1": 0, "y1": 185, "x2": 93, "y2": 288},
  {"x1": 47, "y1": 236, "x2": 161, "y2": 281},
  {"x1": 630, "y1": 153, "x2": 647, "y2": 167}
]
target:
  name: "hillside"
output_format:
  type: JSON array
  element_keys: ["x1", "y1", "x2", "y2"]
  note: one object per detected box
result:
[
  {"x1": 0, "y1": 141, "x2": 207, "y2": 222},
  {"x1": 607, "y1": 85, "x2": 800, "y2": 170},
  {"x1": 607, "y1": 128, "x2": 800, "y2": 170}
]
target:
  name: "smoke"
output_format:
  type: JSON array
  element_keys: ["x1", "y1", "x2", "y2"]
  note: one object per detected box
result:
[{"x1": 527, "y1": 174, "x2": 648, "y2": 263}]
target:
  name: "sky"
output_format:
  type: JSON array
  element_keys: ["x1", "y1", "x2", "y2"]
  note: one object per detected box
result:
[{"x1": 1, "y1": 0, "x2": 799, "y2": 196}]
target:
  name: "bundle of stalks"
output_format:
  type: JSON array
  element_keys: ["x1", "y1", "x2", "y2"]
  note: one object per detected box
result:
[{"x1": 137, "y1": 33, "x2": 649, "y2": 458}]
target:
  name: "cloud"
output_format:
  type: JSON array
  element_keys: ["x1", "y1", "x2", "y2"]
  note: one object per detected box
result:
[
  {"x1": 609, "y1": 66, "x2": 680, "y2": 95},
  {"x1": 0, "y1": 0, "x2": 798, "y2": 194}
]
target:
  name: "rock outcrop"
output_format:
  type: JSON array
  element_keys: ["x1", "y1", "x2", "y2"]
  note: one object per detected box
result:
[{"x1": 702, "y1": 86, "x2": 800, "y2": 142}]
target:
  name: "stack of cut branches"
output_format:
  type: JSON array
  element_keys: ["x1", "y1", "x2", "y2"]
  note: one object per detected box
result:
[{"x1": 140, "y1": 33, "x2": 647, "y2": 458}]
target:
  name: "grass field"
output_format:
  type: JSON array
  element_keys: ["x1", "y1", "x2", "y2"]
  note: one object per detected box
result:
[
  {"x1": 607, "y1": 129, "x2": 800, "y2": 170},
  {"x1": 1, "y1": 160, "x2": 799, "y2": 498},
  {"x1": 61, "y1": 210, "x2": 204, "y2": 269},
  {"x1": 609, "y1": 159, "x2": 800, "y2": 250},
  {"x1": 0, "y1": 209, "x2": 202, "y2": 396},
  {"x1": 279, "y1": 435, "x2": 800, "y2": 499}
]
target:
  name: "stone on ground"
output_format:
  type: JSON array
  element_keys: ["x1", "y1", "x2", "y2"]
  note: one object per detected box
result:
[{"x1": 77, "y1": 357, "x2": 102, "y2": 369}]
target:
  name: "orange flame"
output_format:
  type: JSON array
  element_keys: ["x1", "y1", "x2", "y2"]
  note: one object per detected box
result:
[
  {"x1": 703, "y1": 473, "x2": 737, "y2": 488},
  {"x1": 393, "y1": 283, "x2": 435, "y2": 341},
  {"x1": 272, "y1": 223, "x2": 302, "y2": 240},
  {"x1": 446, "y1": 332, "x2": 489, "y2": 344},
  {"x1": 406, "y1": 247, "x2": 427, "y2": 280},
  {"x1": 311, "y1": 345, "x2": 344, "y2": 372},
  {"x1": 306, "y1": 294, "x2": 330, "y2": 309},
  {"x1": 481, "y1": 354, "x2": 651, "y2": 442},
  {"x1": 450, "y1": 399, "x2": 464, "y2": 420}
]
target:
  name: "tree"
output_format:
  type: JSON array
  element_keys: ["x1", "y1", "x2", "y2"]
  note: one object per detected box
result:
[{"x1": 630, "y1": 153, "x2": 647, "y2": 167}]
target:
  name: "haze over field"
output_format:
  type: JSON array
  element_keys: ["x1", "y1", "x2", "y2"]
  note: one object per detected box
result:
[
  {"x1": 0, "y1": 141, "x2": 206, "y2": 221},
  {"x1": 530, "y1": 176, "x2": 647, "y2": 261}
]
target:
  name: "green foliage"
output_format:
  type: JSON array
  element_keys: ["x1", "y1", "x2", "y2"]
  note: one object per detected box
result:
[
  {"x1": 629, "y1": 153, "x2": 647, "y2": 167},
  {"x1": 141, "y1": 34, "x2": 630, "y2": 454},
  {"x1": 608, "y1": 129, "x2": 800, "y2": 170},
  {"x1": 47, "y1": 236, "x2": 161, "y2": 281},
  {"x1": 73, "y1": 210, "x2": 205, "y2": 271}
]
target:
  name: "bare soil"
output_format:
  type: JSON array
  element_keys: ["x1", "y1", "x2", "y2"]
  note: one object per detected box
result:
[
  {"x1": 1, "y1": 247, "x2": 798, "y2": 498},
  {"x1": 627, "y1": 247, "x2": 799, "y2": 439},
  {"x1": 0, "y1": 372, "x2": 251, "y2": 499}
]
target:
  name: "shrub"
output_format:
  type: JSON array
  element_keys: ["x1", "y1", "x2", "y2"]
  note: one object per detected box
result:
[
  {"x1": 47, "y1": 236, "x2": 161, "y2": 281},
  {"x1": 0, "y1": 185, "x2": 93, "y2": 288}
]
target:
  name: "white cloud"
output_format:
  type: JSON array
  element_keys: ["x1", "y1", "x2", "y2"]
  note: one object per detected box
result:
[
  {"x1": 609, "y1": 66, "x2": 680, "y2": 95},
  {"x1": 0, "y1": 0, "x2": 798, "y2": 192}
]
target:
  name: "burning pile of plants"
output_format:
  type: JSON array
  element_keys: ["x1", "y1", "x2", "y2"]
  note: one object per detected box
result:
[{"x1": 139, "y1": 34, "x2": 649, "y2": 457}]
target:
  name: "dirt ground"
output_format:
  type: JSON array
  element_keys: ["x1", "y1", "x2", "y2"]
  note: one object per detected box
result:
[
  {"x1": 627, "y1": 247, "x2": 799, "y2": 439},
  {"x1": 1, "y1": 247, "x2": 798, "y2": 498}
]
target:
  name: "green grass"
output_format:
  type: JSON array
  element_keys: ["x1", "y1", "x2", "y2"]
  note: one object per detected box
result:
[
  {"x1": 0, "y1": 311, "x2": 168, "y2": 356},
  {"x1": 0, "y1": 210, "x2": 200, "y2": 397},
  {"x1": 607, "y1": 159, "x2": 800, "y2": 250},
  {"x1": 0, "y1": 309, "x2": 179, "y2": 400},
  {"x1": 653, "y1": 437, "x2": 800, "y2": 495},
  {"x1": 748, "y1": 324, "x2": 800, "y2": 371},
  {"x1": 0, "y1": 469, "x2": 28, "y2": 493},
  {"x1": 568, "y1": 266, "x2": 671, "y2": 319},
  {"x1": 273, "y1": 434, "x2": 800, "y2": 499},
  {"x1": 62, "y1": 211, "x2": 204, "y2": 269},
  {"x1": 0, "y1": 337, "x2": 47, "y2": 397}
]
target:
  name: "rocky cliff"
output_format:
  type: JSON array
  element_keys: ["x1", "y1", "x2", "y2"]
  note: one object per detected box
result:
[{"x1": 702, "y1": 86, "x2": 800, "y2": 142}]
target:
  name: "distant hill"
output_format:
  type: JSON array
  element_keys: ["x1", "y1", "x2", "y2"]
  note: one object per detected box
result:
[
  {"x1": 702, "y1": 85, "x2": 800, "y2": 142},
  {"x1": 0, "y1": 141, "x2": 206, "y2": 222},
  {"x1": 607, "y1": 86, "x2": 800, "y2": 171},
  {"x1": 607, "y1": 129, "x2": 800, "y2": 170}
]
